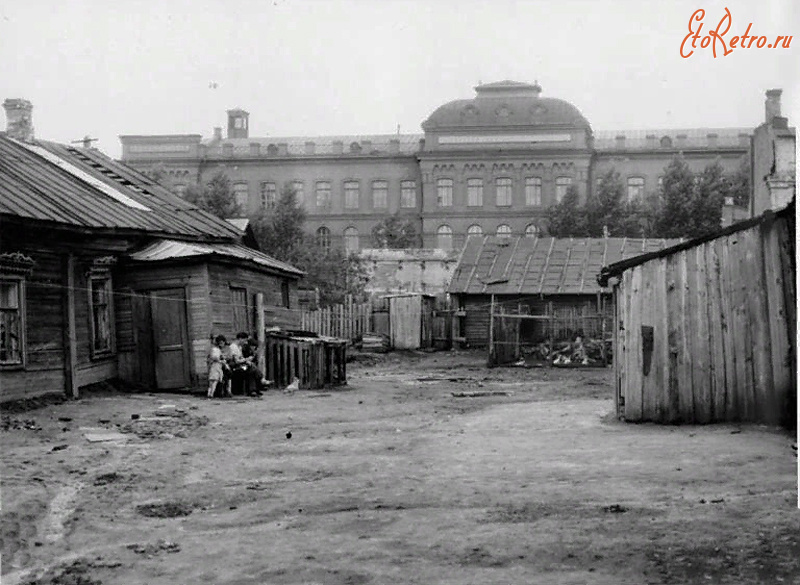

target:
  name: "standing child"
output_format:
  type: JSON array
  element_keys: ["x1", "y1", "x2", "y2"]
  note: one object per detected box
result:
[{"x1": 207, "y1": 335, "x2": 230, "y2": 399}]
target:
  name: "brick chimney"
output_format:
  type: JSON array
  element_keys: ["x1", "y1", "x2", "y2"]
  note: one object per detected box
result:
[
  {"x1": 3, "y1": 98, "x2": 34, "y2": 142},
  {"x1": 765, "y1": 89, "x2": 782, "y2": 123}
]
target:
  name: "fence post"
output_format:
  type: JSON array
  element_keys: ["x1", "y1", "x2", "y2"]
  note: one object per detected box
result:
[
  {"x1": 488, "y1": 294, "x2": 495, "y2": 367},
  {"x1": 256, "y1": 293, "x2": 266, "y2": 375}
]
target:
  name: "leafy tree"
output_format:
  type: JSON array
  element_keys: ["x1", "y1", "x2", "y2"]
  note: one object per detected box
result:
[
  {"x1": 371, "y1": 214, "x2": 419, "y2": 248},
  {"x1": 148, "y1": 163, "x2": 171, "y2": 187},
  {"x1": 250, "y1": 186, "x2": 307, "y2": 264},
  {"x1": 584, "y1": 169, "x2": 627, "y2": 236},
  {"x1": 689, "y1": 161, "x2": 727, "y2": 237},
  {"x1": 654, "y1": 155, "x2": 696, "y2": 238},
  {"x1": 729, "y1": 157, "x2": 751, "y2": 208},
  {"x1": 250, "y1": 186, "x2": 367, "y2": 307},
  {"x1": 546, "y1": 185, "x2": 586, "y2": 237},
  {"x1": 185, "y1": 171, "x2": 242, "y2": 219}
]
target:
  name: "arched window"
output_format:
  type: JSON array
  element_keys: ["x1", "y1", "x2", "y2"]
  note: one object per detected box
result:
[
  {"x1": 344, "y1": 227, "x2": 359, "y2": 252},
  {"x1": 496, "y1": 224, "x2": 512, "y2": 238},
  {"x1": 316, "y1": 226, "x2": 331, "y2": 250},
  {"x1": 525, "y1": 224, "x2": 540, "y2": 238},
  {"x1": 660, "y1": 136, "x2": 673, "y2": 148},
  {"x1": 437, "y1": 225, "x2": 453, "y2": 249},
  {"x1": 467, "y1": 224, "x2": 483, "y2": 237}
]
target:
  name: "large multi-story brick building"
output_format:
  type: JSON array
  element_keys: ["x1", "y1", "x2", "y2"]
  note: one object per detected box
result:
[{"x1": 119, "y1": 80, "x2": 752, "y2": 250}]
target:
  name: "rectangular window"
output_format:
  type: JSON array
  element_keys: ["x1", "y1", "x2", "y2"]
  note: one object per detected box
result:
[
  {"x1": 467, "y1": 178, "x2": 483, "y2": 207},
  {"x1": 230, "y1": 287, "x2": 249, "y2": 334},
  {"x1": 316, "y1": 181, "x2": 331, "y2": 208},
  {"x1": 89, "y1": 275, "x2": 113, "y2": 356},
  {"x1": 400, "y1": 180, "x2": 416, "y2": 208},
  {"x1": 555, "y1": 177, "x2": 572, "y2": 203},
  {"x1": 281, "y1": 281, "x2": 290, "y2": 309},
  {"x1": 260, "y1": 181, "x2": 277, "y2": 209},
  {"x1": 344, "y1": 181, "x2": 360, "y2": 209},
  {"x1": 291, "y1": 180, "x2": 304, "y2": 205},
  {"x1": 233, "y1": 182, "x2": 249, "y2": 210},
  {"x1": 627, "y1": 177, "x2": 645, "y2": 201},
  {"x1": 372, "y1": 180, "x2": 388, "y2": 209},
  {"x1": 525, "y1": 177, "x2": 542, "y2": 206},
  {"x1": 437, "y1": 178, "x2": 453, "y2": 207},
  {"x1": 0, "y1": 279, "x2": 23, "y2": 365},
  {"x1": 496, "y1": 177, "x2": 513, "y2": 206}
]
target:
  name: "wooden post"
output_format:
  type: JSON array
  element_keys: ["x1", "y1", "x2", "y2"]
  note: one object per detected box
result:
[
  {"x1": 488, "y1": 294, "x2": 495, "y2": 367},
  {"x1": 256, "y1": 293, "x2": 266, "y2": 375},
  {"x1": 62, "y1": 253, "x2": 79, "y2": 399}
]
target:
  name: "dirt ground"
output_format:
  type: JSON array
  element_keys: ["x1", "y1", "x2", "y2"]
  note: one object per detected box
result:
[{"x1": 1, "y1": 349, "x2": 798, "y2": 585}]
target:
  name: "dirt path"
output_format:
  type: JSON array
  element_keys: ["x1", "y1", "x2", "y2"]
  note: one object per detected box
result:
[{"x1": 2, "y1": 350, "x2": 798, "y2": 584}]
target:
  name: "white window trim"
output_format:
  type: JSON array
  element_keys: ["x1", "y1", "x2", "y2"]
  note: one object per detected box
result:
[{"x1": 0, "y1": 276, "x2": 26, "y2": 369}]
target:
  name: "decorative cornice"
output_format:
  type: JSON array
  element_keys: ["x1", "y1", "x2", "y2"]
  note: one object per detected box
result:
[{"x1": 0, "y1": 252, "x2": 35, "y2": 276}]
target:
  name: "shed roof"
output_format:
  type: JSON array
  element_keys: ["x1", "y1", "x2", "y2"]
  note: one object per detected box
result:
[
  {"x1": 0, "y1": 134, "x2": 241, "y2": 241},
  {"x1": 449, "y1": 236, "x2": 680, "y2": 295},
  {"x1": 126, "y1": 239, "x2": 305, "y2": 277},
  {"x1": 597, "y1": 200, "x2": 795, "y2": 286}
]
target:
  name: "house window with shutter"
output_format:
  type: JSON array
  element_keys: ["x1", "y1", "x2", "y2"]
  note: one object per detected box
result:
[
  {"x1": 0, "y1": 279, "x2": 24, "y2": 366},
  {"x1": 89, "y1": 275, "x2": 114, "y2": 356},
  {"x1": 230, "y1": 287, "x2": 249, "y2": 334}
]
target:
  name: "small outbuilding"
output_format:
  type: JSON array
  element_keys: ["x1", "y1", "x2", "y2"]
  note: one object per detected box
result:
[
  {"x1": 598, "y1": 201, "x2": 796, "y2": 427},
  {"x1": 386, "y1": 293, "x2": 435, "y2": 350}
]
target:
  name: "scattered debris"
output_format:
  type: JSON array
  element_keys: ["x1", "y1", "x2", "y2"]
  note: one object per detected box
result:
[
  {"x1": 51, "y1": 444, "x2": 69, "y2": 452},
  {"x1": 136, "y1": 502, "x2": 193, "y2": 518},
  {"x1": 126, "y1": 539, "x2": 180, "y2": 555},
  {"x1": 83, "y1": 430, "x2": 128, "y2": 443},
  {"x1": 93, "y1": 472, "x2": 120, "y2": 486},
  {"x1": 2, "y1": 418, "x2": 42, "y2": 431},
  {"x1": 355, "y1": 333, "x2": 390, "y2": 353},
  {"x1": 451, "y1": 391, "x2": 513, "y2": 398},
  {"x1": 730, "y1": 429, "x2": 742, "y2": 434},
  {"x1": 286, "y1": 431, "x2": 293, "y2": 439},
  {"x1": 58, "y1": 417, "x2": 73, "y2": 422},
  {"x1": 603, "y1": 504, "x2": 628, "y2": 513},
  {"x1": 19, "y1": 558, "x2": 102, "y2": 585},
  {"x1": 710, "y1": 498, "x2": 725, "y2": 504},
  {"x1": 130, "y1": 414, "x2": 140, "y2": 420}
]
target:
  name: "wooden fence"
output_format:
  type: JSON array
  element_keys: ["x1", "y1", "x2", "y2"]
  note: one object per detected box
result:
[{"x1": 299, "y1": 298, "x2": 372, "y2": 341}]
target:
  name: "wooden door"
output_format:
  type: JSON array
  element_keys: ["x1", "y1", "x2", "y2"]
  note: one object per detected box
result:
[
  {"x1": 150, "y1": 288, "x2": 192, "y2": 389},
  {"x1": 132, "y1": 291, "x2": 156, "y2": 389}
]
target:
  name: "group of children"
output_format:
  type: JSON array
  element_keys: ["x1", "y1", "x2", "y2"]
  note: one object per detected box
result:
[{"x1": 207, "y1": 332, "x2": 272, "y2": 399}]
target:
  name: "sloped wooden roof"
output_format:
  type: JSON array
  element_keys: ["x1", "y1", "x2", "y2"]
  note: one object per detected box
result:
[
  {"x1": 0, "y1": 133, "x2": 242, "y2": 241},
  {"x1": 448, "y1": 235, "x2": 680, "y2": 295}
]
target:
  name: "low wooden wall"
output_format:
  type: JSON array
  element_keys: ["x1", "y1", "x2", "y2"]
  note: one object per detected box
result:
[{"x1": 613, "y1": 209, "x2": 795, "y2": 426}]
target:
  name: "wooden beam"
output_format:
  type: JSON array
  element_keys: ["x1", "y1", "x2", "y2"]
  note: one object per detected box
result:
[
  {"x1": 63, "y1": 253, "x2": 79, "y2": 398},
  {"x1": 256, "y1": 293, "x2": 266, "y2": 376}
]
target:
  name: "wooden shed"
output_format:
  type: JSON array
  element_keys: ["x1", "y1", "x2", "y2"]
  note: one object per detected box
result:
[
  {"x1": 386, "y1": 293, "x2": 435, "y2": 350},
  {"x1": 598, "y1": 201, "x2": 796, "y2": 427}
]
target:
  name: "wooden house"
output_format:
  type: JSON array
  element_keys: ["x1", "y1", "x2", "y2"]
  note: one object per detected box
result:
[
  {"x1": 0, "y1": 133, "x2": 303, "y2": 402},
  {"x1": 598, "y1": 202, "x2": 796, "y2": 427},
  {"x1": 448, "y1": 236, "x2": 679, "y2": 347}
]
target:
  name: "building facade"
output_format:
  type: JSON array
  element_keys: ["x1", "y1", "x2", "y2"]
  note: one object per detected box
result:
[{"x1": 119, "y1": 80, "x2": 752, "y2": 251}]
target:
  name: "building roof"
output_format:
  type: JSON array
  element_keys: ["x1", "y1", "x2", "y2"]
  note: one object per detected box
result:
[
  {"x1": 201, "y1": 134, "x2": 424, "y2": 157},
  {"x1": 422, "y1": 81, "x2": 590, "y2": 130},
  {"x1": 597, "y1": 200, "x2": 795, "y2": 286},
  {"x1": 127, "y1": 239, "x2": 305, "y2": 277},
  {"x1": 594, "y1": 128, "x2": 751, "y2": 150},
  {"x1": 0, "y1": 134, "x2": 242, "y2": 241},
  {"x1": 449, "y1": 235, "x2": 681, "y2": 296}
]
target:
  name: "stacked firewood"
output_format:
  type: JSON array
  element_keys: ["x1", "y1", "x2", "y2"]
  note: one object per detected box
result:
[
  {"x1": 354, "y1": 333, "x2": 390, "y2": 353},
  {"x1": 524, "y1": 337, "x2": 612, "y2": 366}
]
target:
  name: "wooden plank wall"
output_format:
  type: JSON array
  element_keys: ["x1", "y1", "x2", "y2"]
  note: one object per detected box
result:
[
  {"x1": 616, "y1": 214, "x2": 795, "y2": 426},
  {"x1": 389, "y1": 296, "x2": 422, "y2": 349}
]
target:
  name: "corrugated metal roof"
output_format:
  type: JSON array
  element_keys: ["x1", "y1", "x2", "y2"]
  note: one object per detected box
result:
[
  {"x1": 127, "y1": 239, "x2": 305, "y2": 277},
  {"x1": 448, "y1": 236, "x2": 681, "y2": 295},
  {"x1": 0, "y1": 134, "x2": 242, "y2": 240}
]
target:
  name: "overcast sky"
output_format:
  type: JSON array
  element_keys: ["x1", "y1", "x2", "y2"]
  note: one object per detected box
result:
[{"x1": 2, "y1": 0, "x2": 798, "y2": 159}]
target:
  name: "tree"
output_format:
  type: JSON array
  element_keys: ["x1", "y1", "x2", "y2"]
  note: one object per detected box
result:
[
  {"x1": 185, "y1": 171, "x2": 242, "y2": 219},
  {"x1": 546, "y1": 185, "x2": 586, "y2": 237},
  {"x1": 250, "y1": 186, "x2": 367, "y2": 307},
  {"x1": 654, "y1": 155, "x2": 696, "y2": 238},
  {"x1": 729, "y1": 157, "x2": 751, "y2": 208},
  {"x1": 584, "y1": 169, "x2": 627, "y2": 236},
  {"x1": 371, "y1": 214, "x2": 419, "y2": 248},
  {"x1": 148, "y1": 163, "x2": 171, "y2": 187},
  {"x1": 689, "y1": 161, "x2": 727, "y2": 237}
]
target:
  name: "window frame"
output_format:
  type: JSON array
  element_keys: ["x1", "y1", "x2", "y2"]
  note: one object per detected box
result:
[
  {"x1": 436, "y1": 178, "x2": 453, "y2": 207},
  {"x1": 467, "y1": 224, "x2": 483, "y2": 237},
  {"x1": 343, "y1": 226, "x2": 359, "y2": 252},
  {"x1": 260, "y1": 181, "x2": 277, "y2": 210},
  {"x1": 316, "y1": 226, "x2": 331, "y2": 250},
  {"x1": 400, "y1": 180, "x2": 417, "y2": 208},
  {"x1": 233, "y1": 182, "x2": 249, "y2": 210},
  {"x1": 555, "y1": 176, "x2": 572, "y2": 203},
  {"x1": 229, "y1": 285, "x2": 250, "y2": 335},
  {"x1": 0, "y1": 276, "x2": 26, "y2": 369},
  {"x1": 495, "y1": 177, "x2": 513, "y2": 207},
  {"x1": 525, "y1": 224, "x2": 539, "y2": 238},
  {"x1": 315, "y1": 181, "x2": 332, "y2": 209},
  {"x1": 496, "y1": 224, "x2": 512, "y2": 238},
  {"x1": 290, "y1": 180, "x2": 304, "y2": 205},
  {"x1": 467, "y1": 178, "x2": 484, "y2": 207},
  {"x1": 371, "y1": 180, "x2": 388, "y2": 209},
  {"x1": 344, "y1": 180, "x2": 360, "y2": 209},
  {"x1": 436, "y1": 225, "x2": 453, "y2": 249},
  {"x1": 627, "y1": 176, "x2": 646, "y2": 201},
  {"x1": 87, "y1": 271, "x2": 115, "y2": 359},
  {"x1": 524, "y1": 177, "x2": 542, "y2": 206}
]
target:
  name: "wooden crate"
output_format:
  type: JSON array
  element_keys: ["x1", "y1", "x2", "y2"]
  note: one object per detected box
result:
[{"x1": 265, "y1": 332, "x2": 347, "y2": 390}]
